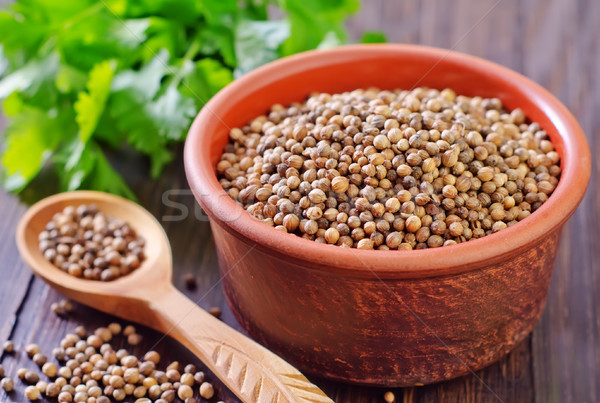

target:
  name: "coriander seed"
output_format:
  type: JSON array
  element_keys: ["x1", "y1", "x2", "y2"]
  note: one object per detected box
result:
[
  {"x1": 24, "y1": 385, "x2": 41, "y2": 400},
  {"x1": 3, "y1": 340, "x2": 14, "y2": 353},
  {"x1": 122, "y1": 325, "x2": 136, "y2": 337},
  {"x1": 208, "y1": 306, "x2": 222, "y2": 319},
  {"x1": 58, "y1": 391, "x2": 73, "y2": 402},
  {"x1": 1, "y1": 377, "x2": 14, "y2": 392},
  {"x1": 199, "y1": 381, "x2": 215, "y2": 399},
  {"x1": 184, "y1": 273, "x2": 197, "y2": 289},
  {"x1": 177, "y1": 384, "x2": 193, "y2": 400},
  {"x1": 25, "y1": 343, "x2": 40, "y2": 357},
  {"x1": 46, "y1": 382, "x2": 60, "y2": 397},
  {"x1": 127, "y1": 333, "x2": 142, "y2": 345},
  {"x1": 35, "y1": 380, "x2": 48, "y2": 394},
  {"x1": 384, "y1": 391, "x2": 396, "y2": 403},
  {"x1": 25, "y1": 370, "x2": 40, "y2": 384},
  {"x1": 43, "y1": 362, "x2": 58, "y2": 377},
  {"x1": 107, "y1": 323, "x2": 122, "y2": 335},
  {"x1": 33, "y1": 352, "x2": 47, "y2": 366}
]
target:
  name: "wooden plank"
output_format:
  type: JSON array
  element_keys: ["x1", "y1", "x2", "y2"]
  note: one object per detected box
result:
[{"x1": 526, "y1": 0, "x2": 600, "y2": 402}]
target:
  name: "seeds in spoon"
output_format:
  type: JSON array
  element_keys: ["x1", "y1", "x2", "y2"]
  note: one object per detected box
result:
[{"x1": 39, "y1": 204, "x2": 145, "y2": 281}]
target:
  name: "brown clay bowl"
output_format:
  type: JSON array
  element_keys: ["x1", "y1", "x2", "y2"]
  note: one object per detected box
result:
[{"x1": 184, "y1": 44, "x2": 591, "y2": 386}]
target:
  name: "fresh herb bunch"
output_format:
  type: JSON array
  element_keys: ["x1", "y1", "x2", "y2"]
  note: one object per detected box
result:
[{"x1": 0, "y1": 0, "x2": 363, "y2": 199}]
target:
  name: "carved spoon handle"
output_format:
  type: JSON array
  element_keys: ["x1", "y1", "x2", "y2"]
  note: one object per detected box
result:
[{"x1": 149, "y1": 287, "x2": 333, "y2": 403}]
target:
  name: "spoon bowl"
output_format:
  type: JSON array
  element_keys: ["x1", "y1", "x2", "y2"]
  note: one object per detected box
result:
[
  {"x1": 17, "y1": 191, "x2": 172, "y2": 321},
  {"x1": 17, "y1": 191, "x2": 333, "y2": 403}
]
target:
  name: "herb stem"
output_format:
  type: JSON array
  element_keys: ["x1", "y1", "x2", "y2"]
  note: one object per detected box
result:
[{"x1": 170, "y1": 40, "x2": 200, "y2": 89}]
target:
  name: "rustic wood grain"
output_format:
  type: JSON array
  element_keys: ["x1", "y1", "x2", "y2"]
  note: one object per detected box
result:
[{"x1": 1, "y1": 0, "x2": 598, "y2": 402}]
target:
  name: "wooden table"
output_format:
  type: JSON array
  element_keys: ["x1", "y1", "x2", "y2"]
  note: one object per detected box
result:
[{"x1": 1, "y1": 0, "x2": 598, "y2": 401}]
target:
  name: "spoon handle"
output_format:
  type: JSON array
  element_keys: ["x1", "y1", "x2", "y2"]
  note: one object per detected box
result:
[{"x1": 149, "y1": 287, "x2": 333, "y2": 403}]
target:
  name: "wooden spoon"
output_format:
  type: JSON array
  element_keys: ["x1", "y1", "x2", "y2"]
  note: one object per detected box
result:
[{"x1": 16, "y1": 191, "x2": 333, "y2": 403}]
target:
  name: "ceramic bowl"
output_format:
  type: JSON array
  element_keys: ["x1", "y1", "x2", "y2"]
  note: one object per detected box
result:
[{"x1": 184, "y1": 44, "x2": 590, "y2": 386}]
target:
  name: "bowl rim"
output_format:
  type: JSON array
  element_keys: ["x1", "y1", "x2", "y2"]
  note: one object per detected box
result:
[{"x1": 184, "y1": 44, "x2": 590, "y2": 278}]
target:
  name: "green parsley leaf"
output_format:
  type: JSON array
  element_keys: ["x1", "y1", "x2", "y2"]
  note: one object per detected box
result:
[
  {"x1": 280, "y1": 0, "x2": 360, "y2": 55},
  {"x1": 0, "y1": 0, "x2": 369, "y2": 199},
  {"x1": 75, "y1": 60, "x2": 116, "y2": 143},
  {"x1": 234, "y1": 19, "x2": 290, "y2": 77},
  {"x1": 86, "y1": 144, "x2": 137, "y2": 200},
  {"x1": 146, "y1": 85, "x2": 197, "y2": 141},
  {"x1": 181, "y1": 59, "x2": 233, "y2": 107},
  {"x1": 0, "y1": 53, "x2": 59, "y2": 99},
  {"x1": 1, "y1": 106, "x2": 61, "y2": 191}
]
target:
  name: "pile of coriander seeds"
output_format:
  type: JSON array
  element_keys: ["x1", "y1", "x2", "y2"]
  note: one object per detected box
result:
[
  {"x1": 39, "y1": 204, "x2": 145, "y2": 280},
  {"x1": 1, "y1": 324, "x2": 222, "y2": 402},
  {"x1": 217, "y1": 87, "x2": 561, "y2": 250}
]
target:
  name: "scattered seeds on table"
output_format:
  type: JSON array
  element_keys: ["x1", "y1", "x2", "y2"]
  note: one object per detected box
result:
[
  {"x1": 218, "y1": 87, "x2": 561, "y2": 250},
  {"x1": 8, "y1": 318, "x2": 224, "y2": 402}
]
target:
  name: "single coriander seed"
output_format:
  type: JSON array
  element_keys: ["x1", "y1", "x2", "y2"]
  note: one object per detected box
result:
[
  {"x1": 199, "y1": 382, "x2": 214, "y2": 399},
  {"x1": 3, "y1": 340, "x2": 14, "y2": 353},
  {"x1": 1, "y1": 377, "x2": 14, "y2": 392}
]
